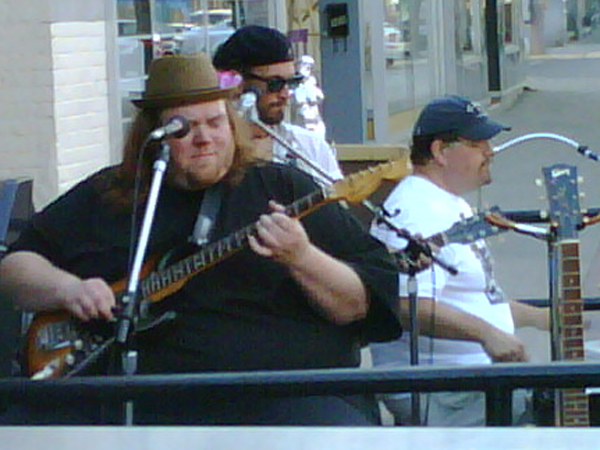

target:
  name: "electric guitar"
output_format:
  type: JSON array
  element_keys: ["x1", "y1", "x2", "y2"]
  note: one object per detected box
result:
[
  {"x1": 543, "y1": 163, "x2": 589, "y2": 427},
  {"x1": 24, "y1": 159, "x2": 411, "y2": 380},
  {"x1": 388, "y1": 207, "x2": 516, "y2": 273},
  {"x1": 428, "y1": 207, "x2": 514, "y2": 248}
]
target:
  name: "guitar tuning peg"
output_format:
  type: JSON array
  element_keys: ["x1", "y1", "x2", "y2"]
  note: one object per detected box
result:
[
  {"x1": 578, "y1": 176, "x2": 584, "y2": 184},
  {"x1": 540, "y1": 210, "x2": 548, "y2": 219},
  {"x1": 65, "y1": 353, "x2": 76, "y2": 366},
  {"x1": 535, "y1": 178, "x2": 543, "y2": 187},
  {"x1": 580, "y1": 192, "x2": 586, "y2": 199},
  {"x1": 538, "y1": 195, "x2": 547, "y2": 202}
]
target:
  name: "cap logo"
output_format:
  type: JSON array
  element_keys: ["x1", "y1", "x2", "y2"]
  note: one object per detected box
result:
[{"x1": 466, "y1": 101, "x2": 486, "y2": 118}]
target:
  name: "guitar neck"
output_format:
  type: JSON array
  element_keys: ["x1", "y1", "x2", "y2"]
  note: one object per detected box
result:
[
  {"x1": 137, "y1": 188, "x2": 328, "y2": 302},
  {"x1": 555, "y1": 239, "x2": 589, "y2": 426},
  {"x1": 557, "y1": 241, "x2": 585, "y2": 361}
]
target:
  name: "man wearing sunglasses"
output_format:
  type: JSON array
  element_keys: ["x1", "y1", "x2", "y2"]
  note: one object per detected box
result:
[{"x1": 213, "y1": 25, "x2": 343, "y2": 183}]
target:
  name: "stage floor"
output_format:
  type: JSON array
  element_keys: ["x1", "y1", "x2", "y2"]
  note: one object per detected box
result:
[{"x1": 2, "y1": 426, "x2": 600, "y2": 450}]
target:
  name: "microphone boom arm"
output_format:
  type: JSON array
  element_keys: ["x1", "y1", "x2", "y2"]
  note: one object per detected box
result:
[{"x1": 493, "y1": 132, "x2": 595, "y2": 160}]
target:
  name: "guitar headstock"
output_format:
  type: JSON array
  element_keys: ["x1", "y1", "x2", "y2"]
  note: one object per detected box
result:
[
  {"x1": 327, "y1": 158, "x2": 412, "y2": 204},
  {"x1": 443, "y1": 207, "x2": 509, "y2": 245},
  {"x1": 542, "y1": 164, "x2": 582, "y2": 239}
]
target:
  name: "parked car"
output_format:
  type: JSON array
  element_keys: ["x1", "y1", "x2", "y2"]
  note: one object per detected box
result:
[
  {"x1": 177, "y1": 22, "x2": 235, "y2": 56},
  {"x1": 384, "y1": 24, "x2": 410, "y2": 67}
]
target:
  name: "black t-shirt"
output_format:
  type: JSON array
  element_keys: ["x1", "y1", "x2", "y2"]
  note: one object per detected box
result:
[{"x1": 13, "y1": 162, "x2": 401, "y2": 373}]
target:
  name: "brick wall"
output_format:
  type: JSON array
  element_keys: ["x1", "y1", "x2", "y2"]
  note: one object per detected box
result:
[
  {"x1": 51, "y1": 21, "x2": 111, "y2": 196},
  {"x1": 0, "y1": 2, "x2": 56, "y2": 208},
  {"x1": 0, "y1": 2, "x2": 112, "y2": 209}
]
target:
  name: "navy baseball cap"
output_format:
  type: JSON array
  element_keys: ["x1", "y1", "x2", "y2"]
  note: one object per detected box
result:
[{"x1": 413, "y1": 95, "x2": 510, "y2": 140}]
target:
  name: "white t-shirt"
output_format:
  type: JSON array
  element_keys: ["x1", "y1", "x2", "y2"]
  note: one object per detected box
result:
[
  {"x1": 369, "y1": 175, "x2": 514, "y2": 366},
  {"x1": 271, "y1": 122, "x2": 343, "y2": 184}
]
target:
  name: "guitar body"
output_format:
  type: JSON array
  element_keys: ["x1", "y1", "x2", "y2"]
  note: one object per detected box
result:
[
  {"x1": 23, "y1": 251, "x2": 186, "y2": 379},
  {"x1": 24, "y1": 310, "x2": 112, "y2": 379}
]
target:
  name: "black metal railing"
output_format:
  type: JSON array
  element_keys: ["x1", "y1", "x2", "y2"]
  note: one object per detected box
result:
[{"x1": 2, "y1": 361, "x2": 600, "y2": 426}]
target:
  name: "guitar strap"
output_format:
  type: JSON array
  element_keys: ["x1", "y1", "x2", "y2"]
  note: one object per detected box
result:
[{"x1": 190, "y1": 183, "x2": 223, "y2": 246}]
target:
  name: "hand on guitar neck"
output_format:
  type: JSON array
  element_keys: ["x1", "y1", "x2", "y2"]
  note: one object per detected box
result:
[{"x1": 250, "y1": 200, "x2": 369, "y2": 325}]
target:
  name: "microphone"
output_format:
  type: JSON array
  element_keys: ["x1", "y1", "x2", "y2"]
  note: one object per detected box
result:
[
  {"x1": 148, "y1": 116, "x2": 191, "y2": 141},
  {"x1": 578, "y1": 145, "x2": 599, "y2": 161},
  {"x1": 493, "y1": 132, "x2": 596, "y2": 161},
  {"x1": 237, "y1": 87, "x2": 261, "y2": 122}
]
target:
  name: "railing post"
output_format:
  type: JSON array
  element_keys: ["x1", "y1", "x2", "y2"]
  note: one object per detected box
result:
[{"x1": 486, "y1": 388, "x2": 513, "y2": 425}]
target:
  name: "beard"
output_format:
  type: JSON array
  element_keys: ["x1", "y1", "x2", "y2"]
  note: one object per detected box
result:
[{"x1": 258, "y1": 103, "x2": 285, "y2": 125}]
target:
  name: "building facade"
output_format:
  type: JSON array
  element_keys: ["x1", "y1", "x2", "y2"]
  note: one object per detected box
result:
[{"x1": 0, "y1": 0, "x2": 529, "y2": 207}]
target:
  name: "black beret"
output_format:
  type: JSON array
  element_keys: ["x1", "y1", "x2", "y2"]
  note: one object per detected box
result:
[{"x1": 213, "y1": 25, "x2": 294, "y2": 71}]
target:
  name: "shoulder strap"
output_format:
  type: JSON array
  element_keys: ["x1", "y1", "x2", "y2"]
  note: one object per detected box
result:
[
  {"x1": 0, "y1": 180, "x2": 19, "y2": 251},
  {"x1": 190, "y1": 184, "x2": 222, "y2": 246}
]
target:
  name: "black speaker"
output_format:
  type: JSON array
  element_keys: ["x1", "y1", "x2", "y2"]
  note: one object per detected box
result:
[{"x1": 0, "y1": 178, "x2": 34, "y2": 380}]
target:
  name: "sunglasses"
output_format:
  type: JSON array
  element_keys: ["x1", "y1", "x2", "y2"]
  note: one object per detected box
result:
[{"x1": 244, "y1": 73, "x2": 304, "y2": 93}]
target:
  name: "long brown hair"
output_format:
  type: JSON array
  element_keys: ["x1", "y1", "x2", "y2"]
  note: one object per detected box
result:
[{"x1": 97, "y1": 100, "x2": 259, "y2": 210}]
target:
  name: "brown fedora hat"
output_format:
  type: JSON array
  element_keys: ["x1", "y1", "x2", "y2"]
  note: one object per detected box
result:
[{"x1": 132, "y1": 53, "x2": 233, "y2": 109}]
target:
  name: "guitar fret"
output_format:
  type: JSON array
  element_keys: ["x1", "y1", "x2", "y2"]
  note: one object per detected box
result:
[
  {"x1": 147, "y1": 272, "x2": 163, "y2": 294},
  {"x1": 288, "y1": 197, "x2": 312, "y2": 216},
  {"x1": 561, "y1": 303, "x2": 583, "y2": 314},
  {"x1": 562, "y1": 336, "x2": 584, "y2": 345},
  {"x1": 223, "y1": 237, "x2": 233, "y2": 253},
  {"x1": 183, "y1": 257, "x2": 194, "y2": 276},
  {"x1": 212, "y1": 242, "x2": 221, "y2": 261},
  {"x1": 563, "y1": 315, "x2": 584, "y2": 326},
  {"x1": 160, "y1": 269, "x2": 173, "y2": 286},
  {"x1": 236, "y1": 229, "x2": 248, "y2": 246},
  {"x1": 192, "y1": 253, "x2": 206, "y2": 271},
  {"x1": 562, "y1": 326, "x2": 584, "y2": 338},
  {"x1": 562, "y1": 259, "x2": 580, "y2": 272},
  {"x1": 171, "y1": 262, "x2": 186, "y2": 281},
  {"x1": 563, "y1": 349, "x2": 585, "y2": 360},
  {"x1": 561, "y1": 277, "x2": 581, "y2": 288}
]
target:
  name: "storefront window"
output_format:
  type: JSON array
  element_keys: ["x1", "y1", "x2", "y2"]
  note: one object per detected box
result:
[
  {"x1": 383, "y1": 0, "x2": 434, "y2": 116},
  {"x1": 456, "y1": 0, "x2": 475, "y2": 54},
  {"x1": 116, "y1": 0, "x2": 270, "y2": 128},
  {"x1": 503, "y1": 0, "x2": 514, "y2": 44}
]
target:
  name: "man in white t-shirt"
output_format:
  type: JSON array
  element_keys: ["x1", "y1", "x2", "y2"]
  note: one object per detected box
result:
[
  {"x1": 370, "y1": 95, "x2": 549, "y2": 426},
  {"x1": 213, "y1": 25, "x2": 343, "y2": 183}
]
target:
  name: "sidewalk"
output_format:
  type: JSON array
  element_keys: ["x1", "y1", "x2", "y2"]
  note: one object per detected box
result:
[{"x1": 529, "y1": 29, "x2": 600, "y2": 60}]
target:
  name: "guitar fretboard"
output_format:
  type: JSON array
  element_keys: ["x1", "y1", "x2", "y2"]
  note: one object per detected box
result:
[
  {"x1": 138, "y1": 188, "x2": 327, "y2": 300},
  {"x1": 557, "y1": 240, "x2": 589, "y2": 427}
]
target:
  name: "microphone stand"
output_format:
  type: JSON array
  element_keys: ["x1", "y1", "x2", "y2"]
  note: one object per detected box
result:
[
  {"x1": 248, "y1": 112, "x2": 336, "y2": 187},
  {"x1": 114, "y1": 141, "x2": 170, "y2": 425},
  {"x1": 248, "y1": 110, "x2": 458, "y2": 426},
  {"x1": 494, "y1": 132, "x2": 594, "y2": 160}
]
